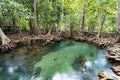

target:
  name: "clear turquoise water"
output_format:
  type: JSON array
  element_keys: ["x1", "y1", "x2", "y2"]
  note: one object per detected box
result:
[{"x1": 0, "y1": 40, "x2": 113, "y2": 80}]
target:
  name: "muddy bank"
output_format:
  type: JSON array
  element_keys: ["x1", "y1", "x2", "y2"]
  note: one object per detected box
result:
[{"x1": 0, "y1": 31, "x2": 120, "y2": 80}]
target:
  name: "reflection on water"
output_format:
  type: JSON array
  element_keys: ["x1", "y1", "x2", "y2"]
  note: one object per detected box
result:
[{"x1": 0, "y1": 40, "x2": 113, "y2": 80}]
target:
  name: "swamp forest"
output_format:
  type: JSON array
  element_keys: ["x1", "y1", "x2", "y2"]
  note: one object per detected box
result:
[{"x1": 0, "y1": 0, "x2": 120, "y2": 80}]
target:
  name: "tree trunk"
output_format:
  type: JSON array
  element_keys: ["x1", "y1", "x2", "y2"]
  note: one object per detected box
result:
[
  {"x1": 70, "y1": 23, "x2": 73, "y2": 38},
  {"x1": 0, "y1": 28, "x2": 11, "y2": 45},
  {"x1": 116, "y1": 0, "x2": 120, "y2": 35},
  {"x1": 47, "y1": 29, "x2": 52, "y2": 35},
  {"x1": 97, "y1": 14, "x2": 107, "y2": 38},
  {"x1": 92, "y1": 25, "x2": 95, "y2": 32},
  {"x1": 29, "y1": 20, "x2": 33, "y2": 34},
  {"x1": 34, "y1": 0, "x2": 40, "y2": 35},
  {"x1": 12, "y1": 17, "x2": 17, "y2": 33},
  {"x1": 81, "y1": 5, "x2": 86, "y2": 32}
]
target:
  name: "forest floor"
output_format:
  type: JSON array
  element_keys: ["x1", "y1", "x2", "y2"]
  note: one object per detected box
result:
[{"x1": 0, "y1": 31, "x2": 120, "y2": 80}]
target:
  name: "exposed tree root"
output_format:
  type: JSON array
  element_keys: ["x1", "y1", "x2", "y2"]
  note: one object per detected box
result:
[
  {"x1": 0, "y1": 28, "x2": 11, "y2": 45},
  {"x1": 98, "y1": 72, "x2": 120, "y2": 80},
  {"x1": 112, "y1": 66, "x2": 120, "y2": 76}
]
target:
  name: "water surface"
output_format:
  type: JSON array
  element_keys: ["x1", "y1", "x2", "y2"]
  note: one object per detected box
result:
[{"x1": 0, "y1": 40, "x2": 112, "y2": 80}]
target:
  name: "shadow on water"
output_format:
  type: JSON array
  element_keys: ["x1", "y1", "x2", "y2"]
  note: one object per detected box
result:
[{"x1": 0, "y1": 40, "x2": 113, "y2": 80}]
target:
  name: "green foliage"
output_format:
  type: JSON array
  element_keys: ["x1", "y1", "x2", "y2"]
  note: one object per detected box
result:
[
  {"x1": 0, "y1": 0, "x2": 116, "y2": 33},
  {"x1": 19, "y1": 19, "x2": 29, "y2": 31}
]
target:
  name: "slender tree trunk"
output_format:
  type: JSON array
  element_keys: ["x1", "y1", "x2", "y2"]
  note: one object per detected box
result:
[
  {"x1": 70, "y1": 23, "x2": 73, "y2": 38},
  {"x1": 13, "y1": 18, "x2": 16, "y2": 27},
  {"x1": 47, "y1": 29, "x2": 52, "y2": 35},
  {"x1": 34, "y1": 0, "x2": 40, "y2": 35},
  {"x1": 12, "y1": 17, "x2": 16, "y2": 33},
  {"x1": 116, "y1": 0, "x2": 120, "y2": 35},
  {"x1": 81, "y1": 5, "x2": 86, "y2": 32},
  {"x1": 0, "y1": 28, "x2": 11, "y2": 45},
  {"x1": 29, "y1": 20, "x2": 33, "y2": 34},
  {"x1": 79, "y1": 15, "x2": 81, "y2": 32},
  {"x1": 97, "y1": 14, "x2": 107, "y2": 38},
  {"x1": 92, "y1": 25, "x2": 95, "y2": 32},
  {"x1": 101, "y1": 14, "x2": 107, "y2": 31}
]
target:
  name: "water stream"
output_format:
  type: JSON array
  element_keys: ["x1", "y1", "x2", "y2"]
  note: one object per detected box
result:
[{"x1": 0, "y1": 40, "x2": 113, "y2": 80}]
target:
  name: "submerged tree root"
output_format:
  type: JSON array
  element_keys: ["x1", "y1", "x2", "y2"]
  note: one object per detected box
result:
[{"x1": 0, "y1": 31, "x2": 120, "y2": 79}]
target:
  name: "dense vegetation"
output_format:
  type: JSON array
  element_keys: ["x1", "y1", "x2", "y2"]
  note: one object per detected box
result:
[
  {"x1": 0, "y1": 0, "x2": 118, "y2": 35},
  {"x1": 1, "y1": 1, "x2": 120, "y2": 80}
]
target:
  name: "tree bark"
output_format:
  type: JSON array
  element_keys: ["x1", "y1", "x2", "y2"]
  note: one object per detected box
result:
[
  {"x1": 97, "y1": 14, "x2": 107, "y2": 38},
  {"x1": 34, "y1": 0, "x2": 40, "y2": 35},
  {"x1": 12, "y1": 17, "x2": 17, "y2": 33},
  {"x1": 0, "y1": 28, "x2": 11, "y2": 45},
  {"x1": 116, "y1": 0, "x2": 120, "y2": 35},
  {"x1": 29, "y1": 20, "x2": 33, "y2": 34},
  {"x1": 70, "y1": 23, "x2": 73, "y2": 38},
  {"x1": 81, "y1": 5, "x2": 86, "y2": 32}
]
